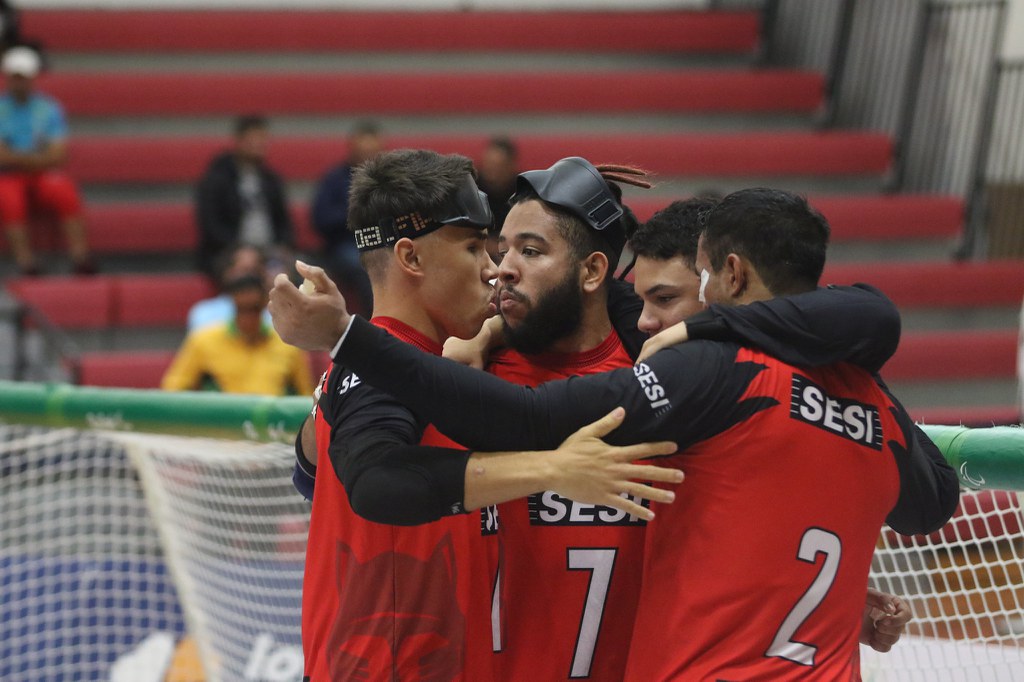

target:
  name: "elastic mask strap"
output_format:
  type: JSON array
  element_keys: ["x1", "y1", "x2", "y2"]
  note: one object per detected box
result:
[{"x1": 354, "y1": 213, "x2": 445, "y2": 252}]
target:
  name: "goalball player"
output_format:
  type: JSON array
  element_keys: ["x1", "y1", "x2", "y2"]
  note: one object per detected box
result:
[
  {"x1": 288, "y1": 149, "x2": 679, "y2": 681},
  {"x1": 275, "y1": 187, "x2": 959, "y2": 681}
]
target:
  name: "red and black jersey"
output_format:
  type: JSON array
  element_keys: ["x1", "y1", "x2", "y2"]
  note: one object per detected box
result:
[
  {"x1": 487, "y1": 332, "x2": 639, "y2": 681},
  {"x1": 302, "y1": 317, "x2": 496, "y2": 682},
  {"x1": 624, "y1": 347, "x2": 902, "y2": 681},
  {"x1": 333, "y1": 289, "x2": 961, "y2": 680}
]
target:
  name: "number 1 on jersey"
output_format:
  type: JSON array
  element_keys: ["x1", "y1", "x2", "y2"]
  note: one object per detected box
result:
[{"x1": 567, "y1": 548, "x2": 617, "y2": 678}]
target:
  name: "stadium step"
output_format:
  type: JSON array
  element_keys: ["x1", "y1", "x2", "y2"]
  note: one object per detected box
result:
[
  {"x1": 57, "y1": 194, "x2": 961, "y2": 257},
  {"x1": 67, "y1": 131, "x2": 893, "y2": 184},
  {"x1": 820, "y1": 259, "x2": 1024, "y2": 425},
  {"x1": 888, "y1": 330, "x2": 1019, "y2": 381},
  {"x1": 6, "y1": 273, "x2": 215, "y2": 330},
  {"x1": 73, "y1": 350, "x2": 175, "y2": 389},
  {"x1": 24, "y1": 9, "x2": 760, "y2": 54},
  {"x1": 44, "y1": 69, "x2": 824, "y2": 117},
  {"x1": 628, "y1": 194, "x2": 965, "y2": 242},
  {"x1": 822, "y1": 260, "x2": 1024, "y2": 308}
]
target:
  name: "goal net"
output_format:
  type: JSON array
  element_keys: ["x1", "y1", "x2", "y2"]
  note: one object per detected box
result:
[{"x1": 0, "y1": 381, "x2": 1022, "y2": 681}]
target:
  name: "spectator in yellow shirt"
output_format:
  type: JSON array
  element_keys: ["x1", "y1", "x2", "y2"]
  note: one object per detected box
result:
[{"x1": 162, "y1": 274, "x2": 314, "y2": 396}]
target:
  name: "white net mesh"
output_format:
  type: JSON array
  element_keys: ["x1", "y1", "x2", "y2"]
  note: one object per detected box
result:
[
  {"x1": 861, "y1": 489, "x2": 1024, "y2": 680},
  {"x1": 2, "y1": 422, "x2": 1023, "y2": 681},
  {"x1": 114, "y1": 432, "x2": 308, "y2": 682},
  {"x1": 0, "y1": 425, "x2": 185, "y2": 681}
]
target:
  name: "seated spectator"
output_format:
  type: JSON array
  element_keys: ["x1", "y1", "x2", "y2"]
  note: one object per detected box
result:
[
  {"x1": 195, "y1": 114, "x2": 294, "y2": 279},
  {"x1": 309, "y1": 119, "x2": 381, "y2": 315},
  {"x1": 0, "y1": 46, "x2": 96, "y2": 276},
  {"x1": 476, "y1": 135, "x2": 519, "y2": 261},
  {"x1": 186, "y1": 242, "x2": 271, "y2": 331},
  {"x1": 162, "y1": 274, "x2": 314, "y2": 396}
]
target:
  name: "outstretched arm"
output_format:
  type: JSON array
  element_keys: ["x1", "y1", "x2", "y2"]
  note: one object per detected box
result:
[
  {"x1": 639, "y1": 284, "x2": 901, "y2": 372},
  {"x1": 289, "y1": 310, "x2": 681, "y2": 524}
]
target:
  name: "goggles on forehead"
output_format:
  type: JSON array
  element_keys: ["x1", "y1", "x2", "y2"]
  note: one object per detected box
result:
[
  {"x1": 354, "y1": 174, "x2": 493, "y2": 252},
  {"x1": 514, "y1": 156, "x2": 624, "y2": 234}
]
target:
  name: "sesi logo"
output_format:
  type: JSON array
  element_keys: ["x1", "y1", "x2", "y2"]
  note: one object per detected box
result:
[
  {"x1": 337, "y1": 372, "x2": 362, "y2": 395},
  {"x1": 789, "y1": 374, "x2": 883, "y2": 450},
  {"x1": 528, "y1": 491, "x2": 648, "y2": 526},
  {"x1": 633, "y1": 362, "x2": 671, "y2": 413}
]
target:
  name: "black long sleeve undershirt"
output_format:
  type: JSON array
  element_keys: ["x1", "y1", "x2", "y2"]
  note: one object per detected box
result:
[
  {"x1": 335, "y1": 305, "x2": 958, "y2": 535},
  {"x1": 314, "y1": 362, "x2": 471, "y2": 524},
  {"x1": 308, "y1": 284, "x2": 953, "y2": 531}
]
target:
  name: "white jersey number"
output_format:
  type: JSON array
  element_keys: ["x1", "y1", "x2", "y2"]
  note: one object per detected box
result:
[
  {"x1": 567, "y1": 548, "x2": 617, "y2": 678},
  {"x1": 766, "y1": 527, "x2": 842, "y2": 666}
]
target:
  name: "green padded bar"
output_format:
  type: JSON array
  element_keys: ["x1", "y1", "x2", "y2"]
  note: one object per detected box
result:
[
  {"x1": 0, "y1": 380, "x2": 310, "y2": 443},
  {"x1": 920, "y1": 424, "x2": 1024, "y2": 491},
  {"x1": 0, "y1": 381, "x2": 1021, "y2": 489}
]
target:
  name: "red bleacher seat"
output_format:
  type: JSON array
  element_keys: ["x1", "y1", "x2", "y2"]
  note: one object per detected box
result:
[
  {"x1": 627, "y1": 194, "x2": 964, "y2": 241},
  {"x1": 887, "y1": 329, "x2": 1019, "y2": 381},
  {"x1": 46, "y1": 70, "x2": 824, "y2": 117},
  {"x1": 25, "y1": 10, "x2": 760, "y2": 54},
  {"x1": 81, "y1": 195, "x2": 958, "y2": 256},
  {"x1": 83, "y1": 203, "x2": 318, "y2": 254},
  {"x1": 6, "y1": 276, "x2": 115, "y2": 329},
  {"x1": 808, "y1": 195, "x2": 964, "y2": 241},
  {"x1": 822, "y1": 260, "x2": 1024, "y2": 308},
  {"x1": 67, "y1": 132, "x2": 894, "y2": 184},
  {"x1": 84, "y1": 203, "x2": 194, "y2": 253},
  {"x1": 113, "y1": 273, "x2": 215, "y2": 327},
  {"x1": 75, "y1": 350, "x2": 175, "y2": 388}
]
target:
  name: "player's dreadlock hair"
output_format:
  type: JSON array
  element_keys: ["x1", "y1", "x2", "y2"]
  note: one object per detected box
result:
[{"x1": 512, "y1": 162, "x2": 653, "y2": 281}]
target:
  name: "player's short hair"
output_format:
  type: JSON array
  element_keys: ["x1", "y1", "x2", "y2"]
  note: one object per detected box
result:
[
  {"x1": 629, "y1": 196, "x2": 720, "y2": 271},
  {"x1": 702, "y1": 188, "x2": 829, "y2": 295},
  {"x1": 234, "y1": 114, "x2": 267, "y2": 137},
  {"x1": 348, "y1": 149, "x2": 478, "y2": 279}
]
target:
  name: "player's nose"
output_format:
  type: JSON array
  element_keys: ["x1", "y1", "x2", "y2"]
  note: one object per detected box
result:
[{"x1": 637, "y1": 308, "x2": 661, "y2": 335}]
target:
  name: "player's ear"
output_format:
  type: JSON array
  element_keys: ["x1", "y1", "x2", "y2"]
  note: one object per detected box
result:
[
  {"x1": 724, "y1": 253, "x2": 747, "y2": 298},
  {"x1": 393, "y1": 238, "x2": 424, "y2": 278},
  {"x1": 580, "y1": 251, "x2": 609, "y2": 294}
]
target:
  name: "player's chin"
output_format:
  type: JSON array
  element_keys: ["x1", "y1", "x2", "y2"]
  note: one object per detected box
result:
[{"x1": 461, "y1": 307, "x2": 493, "y2": 338}]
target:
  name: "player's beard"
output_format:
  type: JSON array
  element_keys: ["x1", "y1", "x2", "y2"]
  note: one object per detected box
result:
[{"x1": 501, "y1": 269, "x2": 584, "y2": 356}]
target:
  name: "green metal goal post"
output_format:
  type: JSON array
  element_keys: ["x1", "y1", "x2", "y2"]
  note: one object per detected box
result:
[{"x1": 0, "y1": 380, "x2": 1020, "y2": 491}]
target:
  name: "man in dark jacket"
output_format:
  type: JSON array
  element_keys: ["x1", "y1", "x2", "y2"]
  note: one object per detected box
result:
[
  {"x1": 195, "y1": 114, "x2": 294, "y2": 278},
  {"x1": 309, "y1": 120, "x2": 382, "y2": 315}
]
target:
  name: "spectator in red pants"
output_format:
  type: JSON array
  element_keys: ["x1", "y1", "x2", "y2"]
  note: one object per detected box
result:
[{"x1": 0, "y1": 46, "x2": 95, "y2": 276}]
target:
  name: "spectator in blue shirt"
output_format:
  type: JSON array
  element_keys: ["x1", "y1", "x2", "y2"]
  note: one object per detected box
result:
[{"x1": 0, "y1": 46, "x2": 95, "y2": 276}]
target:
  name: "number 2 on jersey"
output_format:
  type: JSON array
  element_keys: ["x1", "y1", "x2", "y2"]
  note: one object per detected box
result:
[
  {"x1": 766, "y1": 527, "x2": 842, "y2": 666},
  {"x1": 567, "y1": 548, "x2": 617, "y2": 678}
]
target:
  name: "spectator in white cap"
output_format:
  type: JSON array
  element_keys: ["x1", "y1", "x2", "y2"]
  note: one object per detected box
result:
[{"x1": 0, "y1": 45, "x2": 96, "y2": 276}]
